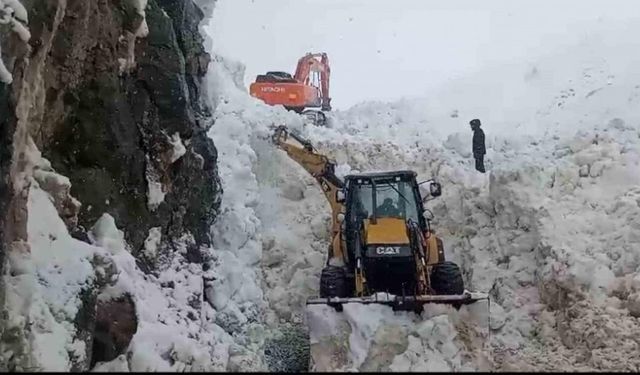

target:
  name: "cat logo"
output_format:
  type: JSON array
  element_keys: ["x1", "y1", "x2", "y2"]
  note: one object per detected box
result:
[{"x1": 376, "y1": 246, "x2": 401, "y2": 255}]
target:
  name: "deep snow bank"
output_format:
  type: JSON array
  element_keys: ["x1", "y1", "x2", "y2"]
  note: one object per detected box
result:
[
  {"x1": 204, "y1": 17, "x2": 640, "y2": 371},
  {"x1": 303, "y1": 107, "x2": 640, "y2": 372}
]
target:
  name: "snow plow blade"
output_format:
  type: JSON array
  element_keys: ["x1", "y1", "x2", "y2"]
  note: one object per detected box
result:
[{"x1": 306, "y1": 291, "x2": 489, "y2": 312}]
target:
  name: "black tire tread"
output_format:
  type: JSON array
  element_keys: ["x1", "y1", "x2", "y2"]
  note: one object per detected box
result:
[
  {"x1": 430, "y1": 261, "x2": 464, "y2": 295},
  {"x1": 319, "y1": 266, "x2": 348, "y2": 298}
]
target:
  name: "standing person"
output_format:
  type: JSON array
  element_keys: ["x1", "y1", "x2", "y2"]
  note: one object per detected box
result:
[{"x1": 470, "y1": 119, "x2": 486, "y2": 173}]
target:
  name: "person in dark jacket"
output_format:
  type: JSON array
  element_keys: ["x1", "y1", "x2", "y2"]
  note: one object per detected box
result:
[{"x1": 470, "y1": 119, "x2": 486, "y2": 173}]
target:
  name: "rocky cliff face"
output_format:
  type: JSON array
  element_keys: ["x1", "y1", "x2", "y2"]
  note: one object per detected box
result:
[
  {"x1": 31, "y1": 0, "x2": 220, "y2": 253},
  {"x1": 0, "y1": 0, "x2": 221, "y2": 370}
]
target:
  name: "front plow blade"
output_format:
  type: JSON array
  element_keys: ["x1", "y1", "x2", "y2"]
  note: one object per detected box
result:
[{"x1": 306, "y1": 291, "x2": 489, "y2": 312}]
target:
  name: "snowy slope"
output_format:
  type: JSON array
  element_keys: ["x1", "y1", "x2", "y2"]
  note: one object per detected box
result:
[
  {"x1": 1, "y1": 144, "x2": 248, "y2": 371},
  {"x1": 6, "y1": 5, "x2": 640, "y2": 372},
  {"x1": 329, "y1": 20, "x2": 640, "y2": 141},
  {"x1": 202, "y1": 17, "x2": 640, "y2": 372}
]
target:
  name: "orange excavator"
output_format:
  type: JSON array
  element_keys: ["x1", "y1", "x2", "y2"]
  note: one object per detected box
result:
[{"x1": 249, "y1": 53, "x2": 331, "y2": 126}]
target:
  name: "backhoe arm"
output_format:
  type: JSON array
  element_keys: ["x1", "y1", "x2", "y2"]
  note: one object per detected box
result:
[
  {"x1": 271, "y1": 125, "x2": 343, "y2": 193},
  {"x1": 271, "y1": 125, "x2": 346, "y2": 262}
]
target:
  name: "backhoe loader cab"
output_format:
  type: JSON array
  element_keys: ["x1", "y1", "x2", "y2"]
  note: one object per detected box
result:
[
  {"x1": 343, "y1": 171, "x2": 440, "y2": 224},
  {"x1": 341, "y1": 171, "x2": 437, "y2": 297}
]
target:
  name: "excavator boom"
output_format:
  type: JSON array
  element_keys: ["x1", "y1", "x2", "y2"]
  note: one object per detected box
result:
[{"x1": 293, "y1": 53, "x2": 331, "y2": 111}]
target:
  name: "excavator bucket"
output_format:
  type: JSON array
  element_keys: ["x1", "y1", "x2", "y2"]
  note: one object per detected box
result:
[{"x1": 306, "y1": 291, "x2": 489, "y2": 312}]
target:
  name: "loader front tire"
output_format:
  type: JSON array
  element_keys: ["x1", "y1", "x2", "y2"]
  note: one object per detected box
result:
[
  {"x1": 430, "y1": 261, "x2": 464, "y2": 295},
  {"x1": 319, "y1": 266, "x2": 348, "y2": 298}
]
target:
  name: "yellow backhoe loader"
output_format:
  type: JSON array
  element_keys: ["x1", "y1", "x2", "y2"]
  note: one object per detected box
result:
[{"x1": 271, "y1": 125, "x2": 488, "y2": 313}]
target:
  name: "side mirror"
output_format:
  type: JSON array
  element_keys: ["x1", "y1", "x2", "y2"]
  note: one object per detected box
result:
[
  {"x1": 419, "y1": 179, "x2": 442, "y2": 202},
  {"x1": 423, "y1": 210, "x2": 435, "y2": 221},
  {"x1": 429, "y1": 181, "x2": 442, "y2": 197},
  {"x1": 336, "y1": 189, "x2": 346, "y2": 203}
]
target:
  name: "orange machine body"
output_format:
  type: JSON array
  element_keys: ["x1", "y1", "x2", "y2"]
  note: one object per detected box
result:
[
  {"x1": 249, "y1": 52, "x2": 331, "y2": 112},
  {"x1": 249, "y1": 81, "x2": 321, "y2": 110}
]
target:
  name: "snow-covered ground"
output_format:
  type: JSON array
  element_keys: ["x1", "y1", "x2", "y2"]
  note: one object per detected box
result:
[{"x1": 5, "y1": 3, "x2": 640, "y2": 372}]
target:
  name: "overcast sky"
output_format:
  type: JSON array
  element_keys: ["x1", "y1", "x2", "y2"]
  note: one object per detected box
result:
[{"x1": 209, "y1": 0, "x2": 640, "y2": 110}]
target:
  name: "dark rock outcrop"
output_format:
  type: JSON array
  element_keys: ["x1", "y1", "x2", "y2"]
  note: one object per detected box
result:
[
  {"x1": 91, "y1": 294, "x2": 138, "y2": 367},
  {"x1": 37, "y1": 0, "x2": 221, "y2": 253}
]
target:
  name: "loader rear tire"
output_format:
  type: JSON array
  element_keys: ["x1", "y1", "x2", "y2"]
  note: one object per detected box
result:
[
  {"x1": 319, "y1": 266, "x2": 348, "y2": 298},
  {"x1": 430, "y1": 261, "x2": 464, "y2": 295}
]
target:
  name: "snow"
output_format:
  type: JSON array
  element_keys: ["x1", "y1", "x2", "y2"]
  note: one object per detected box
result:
[
  {"x1": 306, "y1": 303, "x2": 489, "y2": 372},
  {"x1": 145, "y1": 156, "x2": 166, "y2": 211},
  {"x1": 6, "y1": 1, "x2": 640, "y2": 372},
  {"x1": 146, "y1": 180, "x2": 165, "y2": 210},
  {"x1": 0, "y1": 0, "x2": 30, "y2": 83},
  {"x1": 3, "y1": 151, "x2": 244, "y2": 372},
  {"x1": 131, "y1": 0, "x2": 148, "y2": 37},
  {"x1": 118, "y1": 0, "x2": 150, "y2": 73},
  {"x1": 92, "y1": 355, "x2": 129, "y2": 372},
  {"x1": 204, "y1": 51, "x2": 304, "y2": 323},
  {"x1": 89, "y1": 214, "x2": 128, "y2": 255},
  {"x1": 92, "y1": 224, "x2": 242, "y2": 372},
  {"x1": 142, "y1": 227, "x2": 162, "y2": 260},
  {"x1": 293, "y1": 119, "x2": 639, "y2": 370},
  {"x1": 1, "y1": 170, "x2": 101, "y2": 370},
  {"x1": 168, "y1": 132, "x2": 186, "y2": 163},
  {"x1": 199, "y1": 15, "x2": 640, "y2": 372}
]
